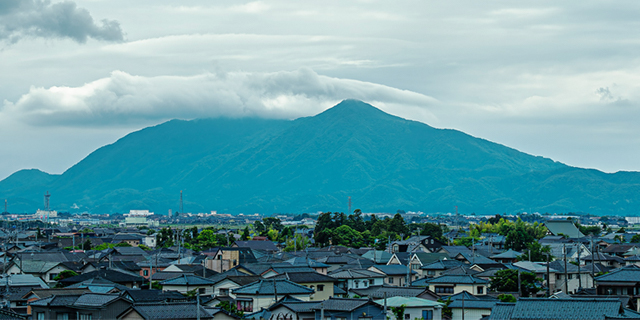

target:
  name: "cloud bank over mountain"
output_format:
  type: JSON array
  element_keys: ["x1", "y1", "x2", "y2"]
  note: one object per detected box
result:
[{"x1": 3, "y1": 68, "x2": 437, "y2": 126}]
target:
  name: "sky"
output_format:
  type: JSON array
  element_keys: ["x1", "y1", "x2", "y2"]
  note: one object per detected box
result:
[{"x1": 2, "y1": 0, "x2": 640, "y2": 180}]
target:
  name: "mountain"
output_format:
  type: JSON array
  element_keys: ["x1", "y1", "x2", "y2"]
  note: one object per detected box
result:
[{"x1": 1, "y1": 99, "x2": 640, "y2": 215}]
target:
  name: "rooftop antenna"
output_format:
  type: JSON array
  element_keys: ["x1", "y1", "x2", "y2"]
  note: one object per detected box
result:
[
  {"x1": 180, "y1": 190, "x2": 183, "y2": 214},
  {"x1": 44, "y1": 191, "x2": 51, "y2": 211},
  {"x1": 348, "y1": 196, "x2": 352, "y2": 214}
]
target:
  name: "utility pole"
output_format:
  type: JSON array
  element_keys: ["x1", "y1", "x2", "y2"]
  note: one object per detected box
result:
[
  {"x1": 546, "y1": 253, "x2": 551, "y2": 296},
  {"x1": 517, "y1": 269, "x2": 522, "y2": 297},
  {"x1": 196, "y1": 290, "x2": 201, "y2": 320},
  {"x1": 563, "y1": 244, "x2": 568, "y2": 293},
  {"x1": 577, "y1": 243, "x2": 582, "y2": 290}
]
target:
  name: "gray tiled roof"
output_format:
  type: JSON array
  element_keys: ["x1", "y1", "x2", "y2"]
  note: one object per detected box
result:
[
  {"x1": 425, "y1": 275, "x2": 489, "y2": 285},
  {"x1": 369, "y1": 264, "x2": 417, "y2": 276},
  {"x1": 310, "y1": 297, "x2": 376, "y2": 311},
  {"x1": 544, "y1": 220, "x2": 585, "y2": 238},
  {"x1": 449, "y1": 299, "x2": 497, "y2": 309},
  {"x1": 329, "y1": 269, "x2": 384, "y2": 279},
  {"x1": 160, "y1": 274, "x2": 215, "y2": 286},
  {"x1": 73, "y1": 293, "x2": 120, "y2": 307},
  {"x1": 349, "y1": 285, "x2": 429, "y2": 299},
  {"x1": 489, "y1": 298, "x2": 640, "y2": 320},
  {"x1": 595, "y1": 265, "x2": 640, "y2": 283},
  {"x1": 131, "y1": 303, "x2": 213, "y2": 320},
  {"x1": 232, "y1": 279, "x2": 314, "y2": 295},
  {"x1": 272, "y1": 271, "x2": 337, "y2": 283}
]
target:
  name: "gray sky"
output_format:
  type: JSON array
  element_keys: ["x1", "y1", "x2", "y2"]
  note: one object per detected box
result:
[{"x1": 2, "y1": 0, "x2": 640, "y2": 180}]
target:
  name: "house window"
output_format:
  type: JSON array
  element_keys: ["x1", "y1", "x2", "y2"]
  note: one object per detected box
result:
[
  {"x1": 317, "y1": 285, "x2": 325, "y2": 292},
  {"x1": 219, "y1": 288, "x2": 230, "y2": 296},
  {"x1": 199, "y1": 288, "x2": 206, "y2": 294},
  {"x1": 143, "y1": 270, "x2": 149, "y2": 276},
  {"x1": 412, "y1": 264, "x2": 420, "y2": 270},
  {"x1": 388, "y1": 277, "x2": 394, "y2": 284},
  {"x1": 56, "y1": 313, "x2": 69, "y2": 320},
  {"x1": 79, "y1": 314, "x2": 92, "y2": 320},
  {"x1": 568, "y1": 274, "x2": 573, "y2": 279},
  {"x1": 404, "y1": 314, "x2": 410, "y2": 320},
  {"x1": 427, "y1": 270, "x2": 435, "y2": 276},
  {"x1": 422, "y1": 310, "x2": 433, "y2": 320},
  {"x1": 434, "y1": 286, "x2": 454, "y2": 294},
  {"x1": 37, "y1": 313, "x2": 45, "y2": 320},
  {"x1": 49, "y1": 273, "x2": 58, "y2": 281},
  {"x1": 237, "y1": 300, "x2": 253, "y2": 312},
  {"x1": 477, "y1": 286, "x2": 484, "y2": 294},
  {"x1": 363, "y1": 281, "x2": 368, "y2": 286}
]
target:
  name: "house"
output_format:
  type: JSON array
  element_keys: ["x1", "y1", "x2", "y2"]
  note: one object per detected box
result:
[
  {"x1": 284, "y1": 257, "x2": 330, "y2": 275},
  {"x1": 328, "y1": 269, "x2": 385, "y2": 291},
  {"x1": 489, "y1": 298, "x2": 640, "y2": 320},
  {"x1": 268, "y1": 297, "x2": 318, "y2": 320},
  {"x1": 271, "y1": 271, "x2": 338, "y2": 301},
  {"x1": 409, "y1": 252, "x2": 450, "y2": 274},
  {"x1": 424, "y1": 275, "x2": 489, "y2": 296},
  {"x1": 421, "y1": 259, "x2": 465, "y2": 278},
  {"x1": 210, "y1": 274, "x2": 263, "y2": 297},
  {"x1": 58, "y1": 269, "x2": 145, "y2": 289},
  {"x1": 30, "y1": 293, "x2": 132, "y2": 320},
  {"x1": 548, "y1": 260, "x2": 594, "y2": 294},
  {"x1": 543, "y1": 220, "x2": 584, "y2": 238},
  {"x1": 232, "y1": 279, "x2": 315, "y2": 313},
  {"x1": 368, "y1": 265, "x2": 418, "y2": 287},
  {"x1": 447, "y1": 291, "x2": 498, "y2": 320},
  {"x1": 350, "y1": 285, "x2": 439, "y2": 300},
  {"x1": 390, "y1": 236, "x2": 446, "y2": 253},
  {"x1": 160, "y1": 274, "x2": 216, "y2": 295},
  {"x1": 375, "y1": 296, "x2": 443, "y2": 320},
  {"x1": 361, "y1": 250, "x2": 393, "y2": 264},
  {"x1": 595, "y1": 265, "x2": 640, "y2": 311},
  {"x1": 512, "y1": 261, "x2": 559, "y2": 293},
  {"x1": 117, "y1": 302, "x2": 214, "y2": 320},
  {"x1": 311, "y1": 298, "x2": 385, "y2": 320},
  {"x1": 5, "y1": 260, "x2": 75, "y2": 284},
  {"x1": 203, "y1": 248, "x2": 258, "y2": 273},
  {"x1": 582, "y1": 252, "x2": 626, "y2": 269},
  {"x1": 489, "y1": 249, "x2": 521, "y2": 264},
  {"x1": 162, "y1": 264, "x2": 218, "y2": 278}
]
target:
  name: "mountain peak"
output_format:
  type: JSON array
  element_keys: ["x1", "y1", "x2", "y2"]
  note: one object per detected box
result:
[{"x1": 317, "y1": 99, "x2": 392, "y2": 119}]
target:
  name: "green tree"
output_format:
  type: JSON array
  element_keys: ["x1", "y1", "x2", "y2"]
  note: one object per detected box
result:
[
  {"x1": 332, "y1": 225, "x2": 364, "y2": 247},
  {"x1": 518, "y1": 242, "x2": 552, "y2": 262},
  {"x1": 390, "y1": 305, "x2": 406, "y2": 320},
  {"x1": 82, "y1": 239, "x2": 92, "y2": 251},
  {"x1": 156, "y1": 227, "x2": 174, "y2": 248},
  {"x1": 138, "y1": 244, "x2": 151, "y2": 251},
  {"x1": 631, "y1": 234, "x2": 640, "y2": 243},
  {"x1": 242, "y1": 226, "x2": 251, "y2": 240},
  {"x1": 490, "y1": 269, "x2": 541, "y2": 297},
  {"x1": 505, "y1": 224, "x2": 535, "y2": 251},
  {"x1": 115, "y1": 242, "x2": 132, "y2": 247},
  {"x1": 497, "y1": 293, "x2": 517, "y2": 302},
  {"x1": 217, "y1": 301, "x2": 244, "y2": 318},
  {"x1": 254, "y1": 220, "x2": 266, "y2": 236},
  {"x1": 284, "y1": 234, "x2": 309, "y2": 252},
  {"x1": 196, "y1": 229, "x2": 217, "y2": 250}
]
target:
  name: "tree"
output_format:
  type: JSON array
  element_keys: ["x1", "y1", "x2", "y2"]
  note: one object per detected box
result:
[
  {"x1": 82, "y1": 239, "x2": 92, "y2": 251},
  {"x1": 115, "y1": 242, "x2": 132, "y2": 247},
  {"x1": 196, "y1": 229, "x2": 217, "y2": 250},
  {"x1": 490, "y1": 269, "x2": 541, "y2": 297},
  {"x1": 390, "y1": 305, "x2": 406, "y2": 320},
  {"x1": 156, "y1": 227, "x2": 174, "y2": 248},
  {"x1": 505, "y1": 223, "x2": 535, "y2": 251},
  {"x1": 631, "y1": 234, "x2": 640, "y2": 243},
  {"x1": 54, "y1": 270, "x2": 79, "y2": 287},
  {"x1": 518, "y1": 242, "x2": 552, "y2": 262},
  {"x1": 497, "y1": 294, "x2": 516, "y2": 302},
  {"x1": 217, "y1": 301, "x2": 244, "y2": 318},
  {"x1": 284, "y1": 234, "x2": 309, "y2": 252},
  {"x1": 332, "y1": 225, "x2": 363, "y2": 247},
  {"x1": 138, "y1": 244, "x2": 151, "y2": 251},
  {"x1": 242, "y1": 226, "x2": 251, "y2": 240}
]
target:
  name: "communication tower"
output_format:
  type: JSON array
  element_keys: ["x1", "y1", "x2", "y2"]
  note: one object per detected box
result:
[{"x1": 44, "y1": 191, "x2": 51, "y2": 211}]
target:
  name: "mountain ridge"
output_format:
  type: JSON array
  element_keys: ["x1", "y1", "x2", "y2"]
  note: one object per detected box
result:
[{"x1": 1, "y1": 99, "x2": 639, "y2": 215}]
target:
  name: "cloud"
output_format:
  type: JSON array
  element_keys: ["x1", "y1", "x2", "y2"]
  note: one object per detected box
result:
[
  {"x1": 3, "y1": 68, "x2": 438, "y2": 126},
  {"x1": 0, "y1": 0, "x2": 123, "y2": 43}
]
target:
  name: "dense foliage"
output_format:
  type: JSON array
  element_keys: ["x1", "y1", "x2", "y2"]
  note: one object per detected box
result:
[{"x1": 490, "y1": 269, "x2": 541, "y2": 297}]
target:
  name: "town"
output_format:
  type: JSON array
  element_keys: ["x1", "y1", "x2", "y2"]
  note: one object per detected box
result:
[{"x1": 0, "y1": 208, "x2": 638, "y2": 320}]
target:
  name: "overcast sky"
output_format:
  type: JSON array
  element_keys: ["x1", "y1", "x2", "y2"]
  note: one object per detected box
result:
[{"x1": 2, "y1": 0, "x2": 640, "y2": 180}]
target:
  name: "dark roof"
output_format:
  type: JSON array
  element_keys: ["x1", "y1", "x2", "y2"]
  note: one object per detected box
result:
[
  {"x1": 489, "y1": 298, "x2": 640, "y2": 320},
  {"x1": 310, "y1": 297, "x2": 380, "y2": 312},
  {"x1": 234, "y1": 240, "x2": 278, "y2": 252},
  {"x1": 329, "y1": 269, "x2": 384, "y2": 279},
  {"x1": 425, "y1": 275, "x2": 489, "y2": 285},
  {"x1": 122, "y1": 289, "x2": 187, "y2": 303},
  {"x1": 369, "y1": 265, "x2": 417, "y2": 276},
  {"x1": 124, "y1": 302, "x2": 213, "y2": 320},
  {"x1": 73, "y1": 293, "x2": 122, "y2": 307},
  {"x1": 0, "y1": 309, "x2": 26, "y2": 320},
  {"x1": 596, "y1": 265, "x2": 640, "y2": 283},
  {"x1": 59, "y1": 269, "x2": 144, "y2": 285},
  {"x1": 169, "y1": 265, "x2": 218, "y2": 277},
  {"x1": 349, "y1": 285, "x2": 431, "y2": 299},
  {"x1": 232, "y1": 279, "x2": 314, "y2": 295},
  {"x1": 272, "y1": 271, "x2": 337, "y2": 283},
  {"x1": 544, "y1": 220, "x2": 585, "y2": 238},
  {"x1": 421, "y1": 259, "x2": 464, "y2": 270},
  {"x1": 160, "y1": 274, "x2": 216, "y2": 286},
  {"x1": 449, "y1": 299, "x2": 497, "y2": 309}
]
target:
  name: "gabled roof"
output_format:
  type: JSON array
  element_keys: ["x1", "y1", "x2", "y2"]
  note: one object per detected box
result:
[
  {"x1": 59, "y1": 269, "x2": 144, "y2": 285},
  {"x1": 122, "y1": 302, "x2": 213, "y2": 320},
  {"x1": 488, "y1": 298, "x2": 639, "y2": 320},
  {"x1": 412, "y1": 252, "x2": 449, "y2": 265},
  {"x1": 234, "y1": 240, "x2": 278, "y2": 252},
  {"x1": 348, "y1": 285, "x2": 432, "y2": 299},
  {"x1": 232, "y1": 278, "x2": 314, "y2": 296},
  {"x1": 369, "y1": 264, "x2": 417, "y2": 276},
  {"x1": 329, "y1": 269, "x2": 385, "y2": 279},
  {"x1": 272, "y1": 271, "x2": 337, "y2": 283},
  {"x1": 421, "y1": 259, "x2": 464, "y2": 270},
  {"x1": 425, "y1": 275, "x2": 489, "y2": 285},
  {"x1": 544, "y1": 220, "x2": 585, "y2": 238},
  {"x1": 310, "y1": 297, "x2": 380, "y2": 311},
  {"x1": 361, "y1": 250, "x2": 392, "y2": 264},
  {"x1": 490, "y1": 249, "x2": 522, "y2": 259},
  {"x1": 595, "y1": 265, "x2": 640, "y2": 283},
  {"x1": 374, "y1": 296, "x2": 442, "y2": 308},
  {"x1": 285, "y1": 257, "x2": 330, "y2": 268},
  {"x1": 122, "y1": 289, "x2": 186, "y2": 303},
  {"x1": 160, "y1": 274, "x2": 215, "y2": 286}
]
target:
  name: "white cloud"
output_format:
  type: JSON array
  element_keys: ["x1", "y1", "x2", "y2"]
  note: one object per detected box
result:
[{"x1": 2, "y1": 68, "x2": 438, "y2": 126}]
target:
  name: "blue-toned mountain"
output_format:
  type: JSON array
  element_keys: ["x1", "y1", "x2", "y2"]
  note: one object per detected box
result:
[{"x1": 1, "y1": 100, "x2": 639, "y2": 214}]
